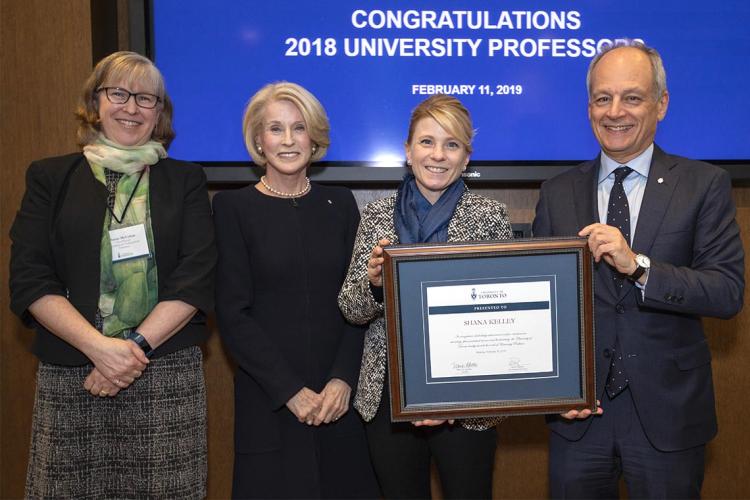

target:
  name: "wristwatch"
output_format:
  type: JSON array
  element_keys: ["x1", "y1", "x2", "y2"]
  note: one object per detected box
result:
[
  {"x1": 125, "y1": 331, "x2": 155, "y2": 358},
  {"x1": 628, "y1": 254, "x2": 651, "y2": 281}
]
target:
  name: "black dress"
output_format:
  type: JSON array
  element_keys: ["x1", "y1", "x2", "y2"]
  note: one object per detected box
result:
[{"x1": 214, "y1": 184, "x2": 379, "y2": 499}]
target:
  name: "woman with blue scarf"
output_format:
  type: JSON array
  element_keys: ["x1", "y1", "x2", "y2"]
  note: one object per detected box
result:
[{"x1": 338, "y1": 94, "x2": 513, "y2": 499}]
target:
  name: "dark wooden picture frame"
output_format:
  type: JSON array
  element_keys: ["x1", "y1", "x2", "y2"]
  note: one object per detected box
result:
[{"x1": 383, "y1": 237, "x2": 596, "y2": 421}]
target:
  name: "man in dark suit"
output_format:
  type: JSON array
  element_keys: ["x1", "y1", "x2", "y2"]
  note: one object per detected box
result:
[{"x1": 533, "y1": 41, "x2": 744, "y2": 498}]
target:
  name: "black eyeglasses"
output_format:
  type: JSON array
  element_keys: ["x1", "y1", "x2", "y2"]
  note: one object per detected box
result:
[{"x1": 97, "y1": 87, "x2": 161, "y2": 109}]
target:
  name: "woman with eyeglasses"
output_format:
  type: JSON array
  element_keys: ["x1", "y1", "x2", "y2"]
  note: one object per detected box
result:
[{"x1": 9, "y1": 51, "x2": 216, "y2": 498}]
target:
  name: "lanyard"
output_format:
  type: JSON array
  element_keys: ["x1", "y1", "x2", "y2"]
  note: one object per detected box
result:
[{"x1": 108, "y1": 169, "x2": 145, "y2": 225}]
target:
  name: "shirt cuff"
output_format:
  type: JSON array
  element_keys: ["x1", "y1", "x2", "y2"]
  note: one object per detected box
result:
[{"x1": 634, "y1": 269, "x2": 649, "y2": 299}]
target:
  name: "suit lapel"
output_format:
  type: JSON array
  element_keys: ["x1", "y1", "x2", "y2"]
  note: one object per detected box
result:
[
  {"x1": 447, "y1": 190, "x2": 469, "y2": 241},
  {"x1": 148, "y1": 161, "x2": 168, "y2": 262},
  {"x1": 574, "y1": 158, "x2": 600, "y2": 231},
  {"x1": 631, "y1": 145, "x2": 678, "y2": 256},
  {"x1": 77, "y1": 156, "x2": 108, "y2": 203},
  {"x1": 59, "y1": 158, "x2": 109, "y2": 291},
  {"x1": 74, "y1": 156, "x2": 109, "y2": 232},
  {"x1": 609, "y1": 146, "x2": 678, "y2": 301}
]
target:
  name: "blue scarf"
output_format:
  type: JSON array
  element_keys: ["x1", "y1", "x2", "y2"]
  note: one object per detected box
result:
[{"x1": 394, "y1": 174, "x2": 465, "y2": 244}]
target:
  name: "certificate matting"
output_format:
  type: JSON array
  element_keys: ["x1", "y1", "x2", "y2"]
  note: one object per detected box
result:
[{"x1": 383, "y1": 238, "x2": 595, "y2": 421}]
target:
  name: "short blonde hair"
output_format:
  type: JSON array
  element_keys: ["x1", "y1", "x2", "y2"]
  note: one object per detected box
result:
[
  {"x1": 242, "y1": 82, "x2": 330, "y2": 167},
  {"x1": 406, "y1": 94, "x2": 474, "y2": 154},
  {"x1": 75, "y1": 51, "x2": 174, "y2": 148}
]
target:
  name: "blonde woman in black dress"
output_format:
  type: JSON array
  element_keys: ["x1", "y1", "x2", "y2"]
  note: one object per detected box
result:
[{"x1": 213, "y1": 82, "x2": 378, "y2": 499}]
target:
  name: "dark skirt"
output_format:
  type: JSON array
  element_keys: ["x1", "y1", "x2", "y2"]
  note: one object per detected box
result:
[{"x1": 25, "y1": 346, "x2": 207, "y2": 499}]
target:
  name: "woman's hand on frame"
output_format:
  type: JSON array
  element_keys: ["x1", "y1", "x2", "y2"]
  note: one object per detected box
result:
[{"x1": 367, "y1": 239, "x2": 391, "y2": 287}]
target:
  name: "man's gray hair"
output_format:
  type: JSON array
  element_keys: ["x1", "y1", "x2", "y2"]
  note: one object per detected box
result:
[{"x1": 586, "y1": 39, "x2": 667, "y2": 101}]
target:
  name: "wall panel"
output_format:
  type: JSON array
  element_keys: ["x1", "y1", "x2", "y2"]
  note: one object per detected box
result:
[{"x1": 0, "y1": 1, "x2": 92, "y2": 498}]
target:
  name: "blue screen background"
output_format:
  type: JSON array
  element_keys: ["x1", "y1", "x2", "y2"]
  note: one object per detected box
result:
[{"x1": 153, "y1": 0, "x2": 750, "y2": 163}]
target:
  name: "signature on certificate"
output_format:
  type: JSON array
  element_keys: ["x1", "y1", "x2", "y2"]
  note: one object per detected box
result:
[
  {"x1": 451, "y1": 361, "x2": 479, "y2": 374},
  {"x1": 507, "y1": 357, "x2": 529, "y2": 372}
]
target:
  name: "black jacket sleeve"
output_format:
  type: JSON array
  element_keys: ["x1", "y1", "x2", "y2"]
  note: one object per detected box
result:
[{"x1": 9, "y1": 161, "x2": 69, "y2": 325}]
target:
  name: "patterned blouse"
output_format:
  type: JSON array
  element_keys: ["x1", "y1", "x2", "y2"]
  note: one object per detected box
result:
[{"x1": 338, "y1": 189, "x2": 514, "y2": 430}]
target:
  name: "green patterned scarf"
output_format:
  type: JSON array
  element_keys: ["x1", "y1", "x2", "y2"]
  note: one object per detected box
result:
[{"x1": 83, "y1": 135, "x2": 167, "y2": 337}]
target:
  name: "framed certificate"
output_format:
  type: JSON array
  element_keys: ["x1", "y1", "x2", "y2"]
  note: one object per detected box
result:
[{"x1": 383, "y1": 237, "x2": 596, "y2": 421}]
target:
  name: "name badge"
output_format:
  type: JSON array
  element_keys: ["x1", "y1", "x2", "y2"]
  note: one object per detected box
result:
[{"x1": 110, "y1": 224, "x2": 151, "y2": 262}]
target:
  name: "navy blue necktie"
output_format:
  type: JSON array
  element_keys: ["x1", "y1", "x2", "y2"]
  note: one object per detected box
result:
[
  {"x1": 607, "y1": 166, "x2": 633, "y2": 279},
  {"x1": 605, "y1": 166, "x2": 632, "y2": 398}
]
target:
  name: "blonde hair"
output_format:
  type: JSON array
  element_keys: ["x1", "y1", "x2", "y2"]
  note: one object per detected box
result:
[
  {"x1": 406, "y1": 94, "x2": 474, "y2": 154},
  {"x1": 75, "y1": 51, "x2": 174, "y2": 148},
  {"x1": 242, "y1": 82, "x2": 330, "y2": 167}
]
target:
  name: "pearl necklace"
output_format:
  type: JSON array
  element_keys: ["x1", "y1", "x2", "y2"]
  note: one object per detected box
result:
[{"x1": 260, "y1": 175, "x2": 311, "y2": 198}]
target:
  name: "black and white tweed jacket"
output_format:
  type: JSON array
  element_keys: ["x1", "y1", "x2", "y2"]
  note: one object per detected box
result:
[{"x1": 338, "y1": 189, "x2": 513, "y2": 430}]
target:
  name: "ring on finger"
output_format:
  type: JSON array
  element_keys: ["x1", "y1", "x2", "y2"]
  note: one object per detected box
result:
[{"x1": 99, "y1": 390, "x2": 109, "y2": 397}]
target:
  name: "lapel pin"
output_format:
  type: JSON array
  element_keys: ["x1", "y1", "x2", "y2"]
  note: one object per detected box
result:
[{"x1": 657, "y1": 177, "x2": 664, "y2": 184}]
